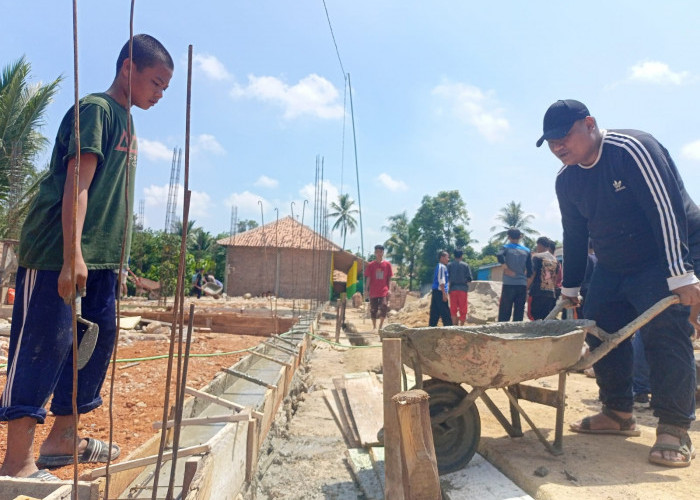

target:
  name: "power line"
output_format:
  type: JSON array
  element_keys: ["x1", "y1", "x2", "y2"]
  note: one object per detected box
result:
[{"x1": 321, "y1": 0, "x2": 346, "y2": 79}]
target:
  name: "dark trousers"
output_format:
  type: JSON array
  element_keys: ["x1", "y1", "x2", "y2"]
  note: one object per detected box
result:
[
  {"x1": 429, "y1": 289, "x2": 452, "y2": 327},
  {"x1": 0, "y1": 267, "x2": 117, "y2": 423},
  {"x1": 529, "y1": 295, "x2": 556, "y2": 320},
  {"x1": 583, "y1": 263, "x2": 696, "y2": 428},
  {"x1": 498, "y1": 284, "x2": 527, "y2": 322}
]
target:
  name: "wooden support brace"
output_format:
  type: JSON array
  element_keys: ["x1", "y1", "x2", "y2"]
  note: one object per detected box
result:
[
  {"x1": 88, "y1": 443, "x2": 211, "y2": 479},
  {"x1": 263, "y1": 340, "x2": 297, "y2": 356},
  {"x1": 222, "y1": 367, "x2": 277, "y2": 390},
  {"x1": 271, "y1": 334, "x2": 299, "y2": 348},
  {"x1": 185, "y1": 386, "x2": 264, "y2": 419},
  {"x1": 248, "y1": 349, "x2": 292, "y2": 367},
  {"x1": 393, "y1": 390, "x2": 442, "y2": 500},
  {"x1": 153, "y1": 413, "x2": 251, "y2": 429}
]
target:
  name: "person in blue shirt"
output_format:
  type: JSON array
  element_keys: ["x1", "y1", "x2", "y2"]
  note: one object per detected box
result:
[
  {"x1": 497, "y1": 228, "x2": 533, "y2": 322},
  {"x1": 428, "y1": 250, "x2": 452, "y2": 327}
]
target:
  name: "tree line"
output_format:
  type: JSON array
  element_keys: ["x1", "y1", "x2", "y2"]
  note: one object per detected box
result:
[{"x1": 327, "y1": 190, "x2": 542, "y2": 291}]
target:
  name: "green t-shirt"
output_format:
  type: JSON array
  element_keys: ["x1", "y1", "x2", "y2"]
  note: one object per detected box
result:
[{"x1": 19, "y1": 93, "x2": 137, "y2": 270}]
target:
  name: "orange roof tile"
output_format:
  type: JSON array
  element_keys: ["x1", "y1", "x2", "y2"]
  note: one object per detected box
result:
[{"x1": 216, "y1": 215, "x2": 342, "y2": 251}]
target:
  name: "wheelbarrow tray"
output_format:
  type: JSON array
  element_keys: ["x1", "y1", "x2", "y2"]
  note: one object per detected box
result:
[
  {"x1": 382, "y1": 319, "x2": 594, "y2": 388},
  {"x1": 202, "y1": 282, "x2": 223, "y2": 297}
]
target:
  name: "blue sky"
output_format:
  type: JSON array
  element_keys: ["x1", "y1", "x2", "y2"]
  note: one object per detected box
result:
[{"x1": 5, "y1": 1, "x2": 700, "y2": 256}]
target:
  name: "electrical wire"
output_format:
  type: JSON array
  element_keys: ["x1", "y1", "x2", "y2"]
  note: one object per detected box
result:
[{"x1": 321, "y1": 0, "x2": 346, "y2": 79}]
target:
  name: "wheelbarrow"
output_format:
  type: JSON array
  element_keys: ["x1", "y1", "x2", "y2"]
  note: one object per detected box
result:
[{"x1": 380, "y1": 295, "x2": 680, "y2": 474}]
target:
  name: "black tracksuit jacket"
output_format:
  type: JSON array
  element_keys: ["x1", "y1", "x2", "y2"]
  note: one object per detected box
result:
[{"x1": 555, "y1": 129, "x2": 700, "y2": 291}]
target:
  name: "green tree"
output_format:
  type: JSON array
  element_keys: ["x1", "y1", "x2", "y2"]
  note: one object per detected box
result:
[
  {"x1": 236, "y1": 219, "x2": 258, "y2": 233},
  {"x1": 383, "y1": 211, "x2": 423, "y2": 290},
  {"x1": 213, "y1": 232, "x2": 229, "y2": 281},
  {"x1": 489, "y1": 201, "x2": 539, "y2": 247},
  {"x1": 412, "y1": 190, "x2": 475, "y2": 284},
  {"x1": 0, "y1": 57, "x2": 62, "y2": 237},
  {"x1": 327, "y1": 193, "x2": 359, "y2": 250}
]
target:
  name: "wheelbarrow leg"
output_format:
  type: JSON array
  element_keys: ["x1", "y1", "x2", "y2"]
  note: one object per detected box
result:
[
  {"x1": 502, "y1": 388, "x2": 564, "y2": 456},
  {"x1": 479, "y1": 391, "x2": 524, "y2": 437},
  {"x1": 507, "y1": 386, "x2": 523, "y2": 435},
  {"x1": 553, "y1": 371, "x2": 567, "y2": 453}
]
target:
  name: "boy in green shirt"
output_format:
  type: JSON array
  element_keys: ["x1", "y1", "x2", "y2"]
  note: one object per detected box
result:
[{"x1": 0, "y1": 34, "x2": 173, "y2": 479}]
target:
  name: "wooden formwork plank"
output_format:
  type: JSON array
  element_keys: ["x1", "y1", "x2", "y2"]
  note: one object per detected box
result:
[
  {"x1": 0, "y1": 478, "x2": 95, "y2": 500},
  {"x1": 344, "y1": 372, "x2": 383, "y2": 447},
  {"x1": 331, "y1": 376, "x2": 362, "y2": 445},
  {"x1": 323, "y1": 389, "x2": 361, "y2": 448}
]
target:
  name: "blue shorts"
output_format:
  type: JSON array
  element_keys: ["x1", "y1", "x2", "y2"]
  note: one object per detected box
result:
[{"x1": 0, "y1": 267, "x2": 117, "y2": 423}]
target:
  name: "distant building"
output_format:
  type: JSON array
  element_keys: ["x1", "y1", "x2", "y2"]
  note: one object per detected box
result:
[
  {"x1": 217, "y1": 216, "x2": 363, "y2": 301},
  {"x1": 476, "y1": 262, "x2": 504, "y2": 282}
]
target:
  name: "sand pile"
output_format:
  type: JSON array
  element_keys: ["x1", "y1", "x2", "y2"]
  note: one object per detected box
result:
[{"x1": 386, "y1": 281, "x2": 503, "y2": 327}]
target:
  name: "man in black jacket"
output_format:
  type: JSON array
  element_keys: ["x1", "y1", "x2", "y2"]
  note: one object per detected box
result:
[{"x1": 537, "y1": 99, "x2": 700, "y2": 468}]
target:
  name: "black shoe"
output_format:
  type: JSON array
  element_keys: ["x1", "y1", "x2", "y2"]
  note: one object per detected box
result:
[{"x1": 633, "y1": 393, "x2": 650, "y2": 404}]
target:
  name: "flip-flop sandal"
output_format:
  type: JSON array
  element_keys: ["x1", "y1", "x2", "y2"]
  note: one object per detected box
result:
[
  {"x1": 27, "y1": 469, "x2": 61, "y2": 481},
  {"x1": 37, "y1": 438, "x2": 120, "y2": 468},
  {"x1": 649, "y1": 424, "x2": 696, "y2": 468},
  {"x1": 570, "y1": 406, "x2": 641, "y2": 436}
]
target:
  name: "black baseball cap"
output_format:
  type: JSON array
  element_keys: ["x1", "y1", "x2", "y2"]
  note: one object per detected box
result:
[{"x1": 536, "y1": 99, "x2": 590, "y2": 147}]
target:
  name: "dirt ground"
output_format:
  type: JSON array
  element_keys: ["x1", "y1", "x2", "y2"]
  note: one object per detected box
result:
[
  {"x1": 254, "y1": 303, "x2": 700, "y2": 500},
  {"x1": 0, "y1": 297, "x2": 267, "y2": 481}
]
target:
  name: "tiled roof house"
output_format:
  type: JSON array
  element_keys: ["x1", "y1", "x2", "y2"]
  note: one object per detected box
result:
[{"x1": 217, "y1": 216, "x2": 362, "y2": 300}]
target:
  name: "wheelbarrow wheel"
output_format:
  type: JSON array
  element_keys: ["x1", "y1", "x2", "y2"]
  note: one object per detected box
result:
[{"x1": 421, "y1": 378, "x2": 480, "y2": 474}]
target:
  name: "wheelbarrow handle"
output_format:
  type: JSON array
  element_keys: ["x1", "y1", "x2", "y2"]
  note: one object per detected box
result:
[
  {"x1": 570, "y1": 295, "x2": 680, "y2": 371},
  {"x1": 544, "y1": 296, "x2": 578, "y2": 320}
]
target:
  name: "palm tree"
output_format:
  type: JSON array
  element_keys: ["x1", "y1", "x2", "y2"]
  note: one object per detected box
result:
[
  {"x1": 0, "y1": 57, "x2": 62, "y2": 236},
  {"x1": 327, "y1": 193, "x2": 359, "y2": 250},
  {"x1": 189, "y1": 227, "x2": 215, "y2": 263},
  {"x1": 489, "y1": 201, "x2": 539, "y2": 244},
  {"x1": 383, "y1": 212, "x2": 423, "y2": 290}
]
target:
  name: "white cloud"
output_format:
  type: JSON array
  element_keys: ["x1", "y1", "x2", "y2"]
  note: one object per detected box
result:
[
  {"x1": 139, "y1": 138, "x2": 174, "y2": 162},
  {"x1": 299, "y1": 180, "x2": 340, "y2": 206},
  {"x1": 143, "y1": 183, "x2": 212, "y2": 221},
  {"x1": 254, "y1": 175, "x2": 279, "y2": 188},
  {"x1": 629, "y1": 61, "x2": 689, "y2": 85},
  {"x1": 231, "y1": 73, "x2": 344, "y2": 120},
  {"x1": 192, "y1": 134, "x2": 225, "y2": 155},
  {"x1": 193, "y1": 53, "x2": 231, "y2": 81},
  {"x1": 377, "y1": 173, "x2": 408, "y2": 192},
  {"x1": 681, "y1": 139, "x2": 700, "y2": 161},
  {"x1": 432, "y1": 81, "x2": 509, "y2": 142},
  {"x1": 224, "y1": 191, "x2": 272, "y2": 216}
]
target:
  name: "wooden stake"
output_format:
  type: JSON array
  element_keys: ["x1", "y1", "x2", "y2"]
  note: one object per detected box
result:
[
  {"x1": 383, "y1": 338, "x2": 404, "y2": 500},
  {"x1": 245, "y1": 417, "x2": 258, "y2": 482},
  {"x1": 182, "y1": 457, "x2": 200, "y2": 497},
  {"x1": 393, "y1": 390, "x2": 441, "y2": 500}
]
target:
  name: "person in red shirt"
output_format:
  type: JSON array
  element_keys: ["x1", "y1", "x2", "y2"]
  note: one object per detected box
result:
[{"x1": 364, "y1": 244, "x2": 393, "y2": 331}]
